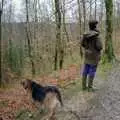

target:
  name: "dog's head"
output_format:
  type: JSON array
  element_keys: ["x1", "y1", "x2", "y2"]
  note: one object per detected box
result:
[{"x1": 21, "y1": 79, "x2": 32, "y2": 90}]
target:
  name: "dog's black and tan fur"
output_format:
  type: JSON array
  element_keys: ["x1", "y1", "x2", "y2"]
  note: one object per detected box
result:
[{"x1": 21, "y1": 79, "x2": 63, "y2": 120}]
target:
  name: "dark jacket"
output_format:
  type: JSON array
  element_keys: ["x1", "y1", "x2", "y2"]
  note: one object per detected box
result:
[{"x1": 81, "y1": 30, "x2": 103, "y2": 65}]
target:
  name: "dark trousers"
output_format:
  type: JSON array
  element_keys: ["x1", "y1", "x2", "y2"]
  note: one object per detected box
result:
[
  {"x1": 82, "y1": 64, "x2": 97, "y2": 89},
  {"x1": 82, "y1": 64, "x2": 97, "y2": 77}
]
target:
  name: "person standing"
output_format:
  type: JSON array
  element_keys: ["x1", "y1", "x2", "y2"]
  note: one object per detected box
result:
[{"x1": 81, "y1": 20, "x2": 103, "y2": 91}]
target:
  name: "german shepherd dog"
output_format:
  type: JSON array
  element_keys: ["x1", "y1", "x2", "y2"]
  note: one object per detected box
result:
[{"x1": 21, "y1": 79, "x2": 63, "y2": 120}]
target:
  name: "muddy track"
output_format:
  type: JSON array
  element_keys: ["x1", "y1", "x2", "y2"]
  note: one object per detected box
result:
[
  {"x1": 86, "y1": 64, "x2": 120, "y2": 120},
  {"x1": 57, "y1": 63, "x2": 120, "y2": 120}
]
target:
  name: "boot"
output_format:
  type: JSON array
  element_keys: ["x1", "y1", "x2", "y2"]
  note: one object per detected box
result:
[
  {"x1": 82, "y1": 75, "x2": 87, "y2": 90},
  {"x1": 88, "y1": 76, "x2": 94, "y2": 92}
]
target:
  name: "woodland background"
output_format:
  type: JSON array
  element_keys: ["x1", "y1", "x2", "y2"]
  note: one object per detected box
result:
[{"x1": 0, "y1": 0, "x2": 120, "y2": 85}]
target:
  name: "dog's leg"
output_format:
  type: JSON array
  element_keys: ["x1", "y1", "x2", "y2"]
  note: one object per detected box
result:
[
  {"x1": 30, "y1": 99, "x2": 43, "y2": 112},
  {"x1": 39, "y1": 103, "x2": 46, "y2": 114},
  {"x1": 31, "y1": 99, "x2": 38, "y2": 108},
  {"x1": 47, "y1": 96, "x2": 58, "y2": 120},
  {"x1": 42, "y1": 95, "x2": 58, "y2": 120},
  {"x1": 49, "y1": 107, "x2": 57, "y2": 120}
]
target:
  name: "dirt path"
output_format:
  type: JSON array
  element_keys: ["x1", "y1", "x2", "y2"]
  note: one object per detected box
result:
[
  {"x1": 86, "y1": 63, "x2": 120, "y2": 120},
  {"x1": 57, "y1": 63, "x2": 120, "y2": 120}
]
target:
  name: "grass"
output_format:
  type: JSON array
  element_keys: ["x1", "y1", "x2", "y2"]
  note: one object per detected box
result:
[
  {"x1": 98, "y1": 62, "x2": 113, "y2": 79},
  {"x1": 61, "y1": 78, "x2": 82, "y2": 97}
]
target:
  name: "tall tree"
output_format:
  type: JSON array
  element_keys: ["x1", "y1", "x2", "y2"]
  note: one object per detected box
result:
[
  {"x1": 89, "y1": 0, "x2": 93, "y2": 20},
  {"x1": 82, "y1": 0, "x2": 86, "y2": 32},
  {"x1": 25, "y1": 0, "x2": 36, "y2": 75},
  {"x1": 116, "y1": 1, "x2": 120, "y2": 28},
  {"x1": 54, "y1": 0, "x2": 62, "y2": 70},
  {"x1": 99, "y1": 0, "x2": 104, "y2": 31},
  {"x1": 77, "y1": 0, "x2": 83, "y2": 57},
  {"x1": 0, "y1": 0, "x2": 4, "y2": 86},
  {"x1": 94, "y1": 0, "x2": 97, "y2": 20},
  {"x1": 105, "y1": 0, "x2": 115, "y2": 62},
  {"x1": 62, "y1": 0, "x2": 69, "y2": 43}
]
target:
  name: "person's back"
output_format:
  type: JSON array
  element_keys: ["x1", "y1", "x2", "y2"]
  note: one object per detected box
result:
[
  {"x1": 81, "y1": 20, "x2": 103, "y2": 91},
  {"x1": 82, "y1": 30, "x2": 102, "y2": 65}
]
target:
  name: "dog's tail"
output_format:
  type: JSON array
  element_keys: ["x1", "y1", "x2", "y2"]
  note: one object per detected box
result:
[{"x1": 55, "y1": 88, "x2": 63, "y2": 107}]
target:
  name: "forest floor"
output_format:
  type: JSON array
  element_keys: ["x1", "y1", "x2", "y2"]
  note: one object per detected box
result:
[{"x1": 0, "y1": 62, "x2": 120, "y2": 120}]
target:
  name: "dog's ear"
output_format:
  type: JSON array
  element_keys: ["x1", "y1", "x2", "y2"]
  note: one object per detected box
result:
[
  {"x1": 21, "y1": 79, "x2": 33, "y2": 90},
  {"x1": 25, "y1": 79, "x2": 32, "y2": 90},
  {"x1": 20, "y1": 77, "x2": 27, "y2": 86}
]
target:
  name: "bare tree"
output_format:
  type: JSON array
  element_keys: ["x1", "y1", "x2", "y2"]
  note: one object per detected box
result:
[
  {"x1": 81, "y1": 0, "x2": 86, "y2": 32},
  {"x1": 99, "y1": 0, "x2": 104, "y2": 31},
  {"x1": 89, "y1": 0, "x2": 93, "y2": 20},
  {"x1": 0, "y1": 0, "x2": 4, "y2": 86},
  {"x1": 105, "y1": 0, "x2": 115, "y2": 62},
  {"x1": 25, "y1": 0, "x2": 36, "y2": 75},
  {"x1": 94, "y1": 0, "x2": 97, "y2": 20},
  {"x1": 54, "y1": 0, "x2": 62, "y2": 70},
  {"x1": 77, "y1": 0, "x2": 83, "y2": 57},
  {"x1": 116, "y1": 1, "x2": 120, "y2": 28},
  {"x1": 62, "y1": 0, "x2": 70, "y2": 43}
]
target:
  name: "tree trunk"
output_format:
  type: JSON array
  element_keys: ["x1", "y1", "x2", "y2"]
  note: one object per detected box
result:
[
  {"x1": 89, "y1": 0, "x2": 92, "y2": 20},
  {"x1": 0, "y1": 0, "x2": 4, "y2": 86},
  {"x1": 77, "y1": 0, "x2": 83, "y2": 57},
  {"x1": 117, "y1": 2, "x2": 120, "y2": 28},
  {"x1": 54, "y1": 47, "x2": 58, "y2": 70},
  {"x1": 54, "y1": 0, "x2": 62, "y2": 70},
  {"x1": 25, "y1": 0, "x2": 36, "y2": 75},
  {"x1": 82, "y1": 0, "x2": 86, "y2": 32},
  {"x1": 0, "y1": 10, "x2": 2, "y2": 86},
  {"x1": 95, "y1": 0, "x2": 97, "y2": 20},
  {"x1": 105, "y1": 0, "x2": 115, "y2": 62},
  {"x1": 62, "y1": 0, "x2": 69, "y2": 43},
  {"x1": 100, "y1": 0, "x2": 104, "y2": 31}
]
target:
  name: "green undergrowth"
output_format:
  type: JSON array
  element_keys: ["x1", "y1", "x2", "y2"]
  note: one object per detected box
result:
[{"x1": 98, "y1": 62, "x2": 113, "y2": 79}]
